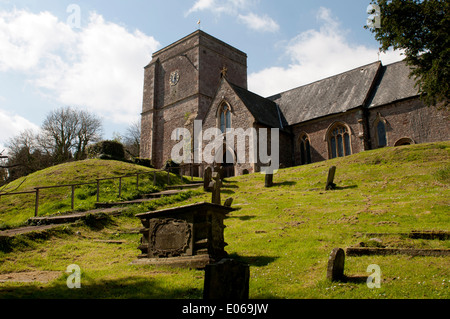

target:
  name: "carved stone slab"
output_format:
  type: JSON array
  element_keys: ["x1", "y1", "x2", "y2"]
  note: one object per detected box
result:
[{"x1": 134, "y1": 202, "x2": 235, "y2": 269}]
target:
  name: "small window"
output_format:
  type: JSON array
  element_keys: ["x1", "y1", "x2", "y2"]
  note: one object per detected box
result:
[
  {"x1": 219, "y1": 104, "x2": 231, "y2": 133},
  {"x1": 377, "y1": 121, "x2": 387, "y2": 147},
  {"x1": 328, "y1": 124, "x2": 352, "y2": 159},
  {"x1": 299, "y1": 134, "x2": 312, "y2": 165}
]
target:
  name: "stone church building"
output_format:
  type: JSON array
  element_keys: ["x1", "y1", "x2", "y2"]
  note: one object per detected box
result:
[{"x1": 140, "y1": 30, "x2": 449, "y2": 177}]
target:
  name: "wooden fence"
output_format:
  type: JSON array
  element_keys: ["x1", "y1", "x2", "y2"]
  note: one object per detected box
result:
[{"x1": 0, "y1": 168, "x2": 184, "y2": 218}]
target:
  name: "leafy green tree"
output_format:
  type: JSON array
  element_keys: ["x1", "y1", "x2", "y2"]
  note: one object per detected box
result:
[{"x1": 367, "y1": 0, "x2": 449, "y2": 108}]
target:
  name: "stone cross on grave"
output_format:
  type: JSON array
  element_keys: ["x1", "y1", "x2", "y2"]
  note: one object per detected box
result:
[{"x1": 211, "y1": 172, "x2": 222, "y2": 205}]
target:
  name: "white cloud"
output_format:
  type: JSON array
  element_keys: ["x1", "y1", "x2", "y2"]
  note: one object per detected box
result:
[
  {"x1": 186, "y1": 0, "x2": 216, "y2": 16},
  {"x1": 248, "y1": 7, "x2": 404, "y2": 97},
  {"x1": 186, "y1": 0, "x2": 278, "y2": 33},
  {"x1": 0, "y1": 108, "x2": 40, "y2": 151},
  {"x1": 186, "y1": 0, "x2": 253, "y2": 16},
  {"x1": 0, "y1": 9, "x2": 160, "y2": 125},
  {"x1": 238, "y1": 13, "x2": 279, "y2": 32},
  {"x1": 0, "y1": 10, "x2": 76, "y2": 71}
]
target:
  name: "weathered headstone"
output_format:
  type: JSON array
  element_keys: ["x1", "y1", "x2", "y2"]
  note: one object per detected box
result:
[
  {"x1": 327, "y1": 248, "x2": 345, "y2": 281},
  {"x1": 133, "y1": 202, "x2": 234, "y2": 269},
  {"x1": 224, "y1": 197, "x2": 233, "y2": 207},
  {"x1": 325, "y1": 166, "x2": 337, "y2": 190},
  {"x1": 203, "y1": 166, "x2": 212, "y2": 192},
  {"x1": 264, "y1": 173, "x2": 273, "y2": 188},
  {"x1": 203, "y1": 258, "x2": 250, "y2": 299},
  {"x1": 211, "y1": 172, "x2": 222, "y2": 205}
]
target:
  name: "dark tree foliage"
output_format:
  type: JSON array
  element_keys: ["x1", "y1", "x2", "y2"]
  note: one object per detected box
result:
[
  {"x1": 367, "y1": 0, "x2": 449, "y2": 108},
  {"x1": 88, "y1": 140, "x2": 125, "y2": 161}
]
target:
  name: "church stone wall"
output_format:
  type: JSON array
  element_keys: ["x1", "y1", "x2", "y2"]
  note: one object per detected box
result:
[
  {"x1": 368, "y1": 98, "x2": 450, "y2": 148},
  {"x1": 140, "y1": 31, "x2": 247, "y2": 168},
  {"x1": 142, "y1": 31, "x2": 449, "y2": 175},
  {"x1": 203, "y1": 80, "x2": 256, "y2": 175},
  {"x1": 291, "y1": 109, "x2": 367, "y2": 164}
]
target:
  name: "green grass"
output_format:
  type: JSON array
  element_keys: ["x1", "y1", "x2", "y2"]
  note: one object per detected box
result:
[
  {"x1": 0, "y1": 159, "x2": 188, "y2": 229},
  {"x1": 0, "y1": 142, "x2": 449, "y2": 299}
]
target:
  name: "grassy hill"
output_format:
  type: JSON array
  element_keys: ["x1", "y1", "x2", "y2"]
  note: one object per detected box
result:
[
  {"x1": 0, "y1": 142, "x2": 449, "y2": 299},
  {"x1": 0, "y1": 159, "x2": 186, "y2": 228}
]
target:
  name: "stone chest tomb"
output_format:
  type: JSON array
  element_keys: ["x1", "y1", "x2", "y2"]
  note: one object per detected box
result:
[{"x1": 133, "y1": 202, "x2": 234, "y2": 268}]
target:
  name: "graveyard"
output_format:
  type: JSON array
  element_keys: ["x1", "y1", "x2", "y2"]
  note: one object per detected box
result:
[{"x1": 0, "y1": 141, "x2": 449, "y2": 299}]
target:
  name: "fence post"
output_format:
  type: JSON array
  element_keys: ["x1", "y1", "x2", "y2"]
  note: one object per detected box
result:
[
  {"x1": 96, "y1": 179, "x2": 100, "y2": 202},
  {"x1": 71, "y1": 185, "x2": 75, "y2": 210},
  {"x1": 34, "y1": 188, "x2": 40, "y2": 217}
]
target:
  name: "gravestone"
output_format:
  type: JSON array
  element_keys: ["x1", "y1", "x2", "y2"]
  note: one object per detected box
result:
[
  {"x1": 224, "y1": 197, "x2": 233, "y2": 207},
  {"x1": 264, "y1": 173, "x2": 273, "y2": 188},
  {"x1": 211, "y1": 172, "x2": 222, "y2": 205},
  {"x1": 327, "y1": 248, "x2": 345, "y2": 281},
  {"x1": 133, "y1": 202, "x2": 234, "y2": 269},
  {"x1": 203, "y1": 258, "x2": 250, "y2": 299},
  {"x1": 204, "y1": 167, "x2": 212, "y2": 192},
  {"x1": 325, "y1": 166, "x2": 337, "y2": 190}
]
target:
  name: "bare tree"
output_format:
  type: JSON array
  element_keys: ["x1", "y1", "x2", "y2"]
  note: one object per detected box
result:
[
  {"x1": 39, "y1": 107, "x2": 103, "y2": 163},
  {"x1": 4, "y1": 129, "x2": 52, "y2": 181},
  {"x1": 123, "y1": 120, "x2": 141, "y2": 158},
  {"x1": 74, "y1": 110, "x2": 103, "y2": 160},
  {"x1": 40, "y1": 107, "x2": 79, "y2": 163}
]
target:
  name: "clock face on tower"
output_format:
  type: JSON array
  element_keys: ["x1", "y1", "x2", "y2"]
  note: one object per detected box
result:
[{"x1": 169, "y1": 70, "x2": 180, "y2": 86}]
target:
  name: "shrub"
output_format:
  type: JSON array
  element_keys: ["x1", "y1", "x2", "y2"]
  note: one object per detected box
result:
[
  {"x1": 133, "y1": 157, "x2": 153, "y2": 168},
  {"x1": 164, "y1": 159, "x2": 180, "y2": 175},
  {"x1": 88, "y1": 140, "x2": 125, "y2": 161}
]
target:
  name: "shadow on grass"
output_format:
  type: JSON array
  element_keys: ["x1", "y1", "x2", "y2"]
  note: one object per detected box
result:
[
  {"x1": 273, "y1": 181, "x2": 297, "y2": 187},
  {"x1": 221, "y1": 189, "x2": 235, "y2": 195},
  {"x1": 0, "y1": 275, "x2": 203, "y2": 299},
  {"x1": 334, "y1": 185, "x2": 358, "y2": 190},
  {"x1": 226, "y1": 215, "x2": 256, "y2": 221},
  {"x1": 228, "y1": 253, "x2": 278, "y2": 267},
  {"x1": 342, "y1": 275, "x2": 369, "y2": 284},
  {"x1": 222, "y1": 182, "x2": 239, "y2": 189}
]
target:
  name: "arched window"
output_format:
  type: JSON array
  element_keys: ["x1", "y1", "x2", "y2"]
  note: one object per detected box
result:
[
  {"x1": 374, "y1": 113, "x2": 387, "y2": 148},
  {"x1": 299, "y1": 133, "x2": 312, "y2": 165},
  {"x1": 328, "y1": 123, "x2": 351, "y2": 159},
  {"x1": 376, "y1": 120, "x2": 387, "y2": 147},
  {"x1": 219, "y1": 104, "x2": 232, "y2": 133}
]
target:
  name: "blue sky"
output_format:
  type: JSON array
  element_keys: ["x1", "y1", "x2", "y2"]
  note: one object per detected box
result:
[{"x1": 0, "y1": 0, "x2": 404, "y2": 153}]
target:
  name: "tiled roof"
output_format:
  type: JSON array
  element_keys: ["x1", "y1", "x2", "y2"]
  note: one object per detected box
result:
[
  {"x1": 228, "y1": 81, "x2": 287, "y2": 129},
  {"x1": 368, "y1": 60, "x2": 420, "y2": 108},
  {"x1": 224, "y1": 60, "x2": 419, "y2": 129},
  {"x1": 268, "y1": 62, "x2": 381, "y2": 125}
]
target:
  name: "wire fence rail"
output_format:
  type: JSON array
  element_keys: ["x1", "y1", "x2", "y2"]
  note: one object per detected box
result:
[{"x1": 0, "y1": 167, "x2": 185, "y2": 218}]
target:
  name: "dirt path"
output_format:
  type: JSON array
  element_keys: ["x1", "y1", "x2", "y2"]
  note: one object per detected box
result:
[
  {"x1": 0, "y1": 271, "x2": 62, "y2": 283},
  {"x1": 0, "y1": 207, "x2": 127, "y2": 238}
]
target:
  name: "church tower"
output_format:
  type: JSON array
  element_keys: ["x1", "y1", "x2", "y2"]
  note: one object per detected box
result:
[{"x1": 140, "y1": 30, "x2": 248, "y2": 168}]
